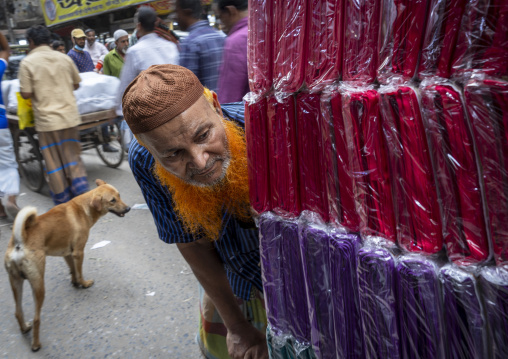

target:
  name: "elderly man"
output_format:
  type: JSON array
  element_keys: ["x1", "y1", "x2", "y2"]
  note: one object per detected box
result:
[
  {"x1": 19, "y1": 25, "x2": 89, "y2": 204},
  {"x1": 124, "y1": 65, "x2": 268, "y2": 359},
  {"x1": 84, "y1": 28, "x2": 109, "y2": 67},
  {"x1": 67, "y1": 28, "x2": 94, "y2": 73},
  {"x1": 103, "y1": 29, "x2": 129, "y2": 78}
]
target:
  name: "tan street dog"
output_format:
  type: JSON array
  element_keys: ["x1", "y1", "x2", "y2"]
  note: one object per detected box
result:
[{"x1": 4, "y1": 179, "x2": 130, "y2": 351}]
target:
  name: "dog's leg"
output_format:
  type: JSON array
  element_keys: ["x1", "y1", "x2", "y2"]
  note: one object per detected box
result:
[
  {"x1": 72, "y1": 247, "x2": 94, "y2": 288},
  {"x1": 8, "y1": 274, "x2": 32, "y2": 334},
  {"x1": 64, "y1": 255, "x2": 79, "y2": 286},
  {"x1": 28, "y1": 270, "x2": 45, "y2": 352}
]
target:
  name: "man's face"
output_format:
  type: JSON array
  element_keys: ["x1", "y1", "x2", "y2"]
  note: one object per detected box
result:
[
  {"x1": 175, "y1": 4, "x2": 188, "y2": 31},
  {"x1": 116, "y1": 35, "x2": 129, "y2": 54},
  {"x1": 75, "y1": 36, "x2": 86, "y2": 48},
  {"x1": 138, "y1": 96, "x2": 230, "y2": 187},
  {"x1": 86, "y1": 31, "x2": 96, "y2": 46},
  {"x1": 57, "y1": 45, "x2": 65, "y2": 53},
  {"x1": 213, "y1": 4, "x2": 233, "y2": 35}
]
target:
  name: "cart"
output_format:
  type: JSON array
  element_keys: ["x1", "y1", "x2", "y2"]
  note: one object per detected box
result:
[{"x1": 7, "y1": 109, "x2": 124, "y2": 193}]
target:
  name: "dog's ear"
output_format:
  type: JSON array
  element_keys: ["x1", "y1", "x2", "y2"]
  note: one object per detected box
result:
[
  {"x1": 95, "y1": 179, "x2": 107, "y2": 187},
  {"x1": 91, "y1": 195, "x2": 102, "y2": 212}
]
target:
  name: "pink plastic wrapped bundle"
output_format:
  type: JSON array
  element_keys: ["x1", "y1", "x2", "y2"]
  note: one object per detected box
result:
[
  {"x1": 248, "y1": 0, "x2": 273, "y2": 95},
  {"x1": 267, "y1": 95, "x2": 300, "y2": 216},
  {"x1": 321, "y1": 89, "x2": 360, "y2": 231},
  {"x1": 464, "y1": 77, "x2": 508, "y2": 266},
  {"x1": 272, "y1": 0, "x2": 306, "y2": 93},
  {"x1": 420, "y1": 80, "x2": 489, "y2": 265},
  {"x1": 342, "y1": 0, "x2": 382, "y2": 84},
  {"x1": 296, "y1": 93, "x2": 330, "y2": 221},
  {"x1": 304, "y1": 0, "x2": 343, "y2": 90},
  {"x1": 245, "y1": 98, "x2": 271, "y2": 213},
  {"x1": 418, "y1": 0, "x2": 468, "y2": 79},
  {"x1": 377, "y1": 0, "x2": 430, "y2": 84},
  {"x1": 340, "y1": 86, "x2": 396, "y2": 241},
  {"x1": 480, "y1": 0, "x2": 508, "y2": 78},
  {"x1": 379, "y1": 85, "x2": 443, "y2": 254}
]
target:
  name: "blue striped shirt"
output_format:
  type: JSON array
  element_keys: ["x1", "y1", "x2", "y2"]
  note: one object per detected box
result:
[
  {"x1": 128, "y1": 102, "x2": 262, "y2": 300},
  {"x1": 179, "y1": 21, "x2": 225, "y2": 93}
]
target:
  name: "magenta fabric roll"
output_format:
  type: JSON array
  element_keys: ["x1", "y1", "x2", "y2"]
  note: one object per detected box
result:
[
  {"x1": 379, "y1": 86, "x2": 443, "y2": 254},
  {"x1": 272, "y1": 0, "x2": 306, "y2": 93},
  {"x1": 420, "y1": 81, "x2": 489, "y2": 265},
  {"x1": 266, "y1": 95, "x2": 300, "y2": 216},
  {"x1": 245, "y1": 98, "x2": 271, "y2": 214},
  {"x1": 296, "y1": 92, "x2": 330, "y2": 221},
  {"x1": 247, "y1": 0, "x2": 273, "y2": 95},
  {"x1": 418, "y1": 0, "x2": 468, "y2": 79},
  {"x1": 464, "y1": 78, "x2": 508, "y2": 266},
  {"x1": 342, "y1": 0, "x2": 382, "y2": 84},
  {"x1": 341, "y1": 88, "x2": 396, "y2": 242},
  {"x1": 480, "y1": 0, "x2": 508, "y2": 78},
  {"x1": 377, "y1": 0, "x2": 430, "y2": 83},
  {"x1": 304, "y1": 0, "x2": 343, "y2": 90}
]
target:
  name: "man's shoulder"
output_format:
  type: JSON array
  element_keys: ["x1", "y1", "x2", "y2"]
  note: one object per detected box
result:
[{"x1": 129, "y1": 139, "x2": 154, "y2": 171}]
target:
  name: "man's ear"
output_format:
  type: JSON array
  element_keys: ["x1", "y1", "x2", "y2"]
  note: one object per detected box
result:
[{"x1": 211, "y1": 91, "x2": 224, "y2": 118}]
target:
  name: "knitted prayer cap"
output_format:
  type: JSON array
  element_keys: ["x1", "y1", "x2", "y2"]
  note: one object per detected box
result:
[{"x1": 122, "y1": 64, "x2": 204, "y2": 134}]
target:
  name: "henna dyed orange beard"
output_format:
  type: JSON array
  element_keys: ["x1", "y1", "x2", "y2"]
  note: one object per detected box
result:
[{"x1": 153, "y1": 119, "x2": 251, "y2": 240}]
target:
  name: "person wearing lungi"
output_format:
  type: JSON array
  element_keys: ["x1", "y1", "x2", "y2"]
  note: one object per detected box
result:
[
  {"x1": 124, "y1": 65, "x2": 268, "y2": 359},
  {"x1": 18, "y1": 25, "x2": 89, "y2": 205}
]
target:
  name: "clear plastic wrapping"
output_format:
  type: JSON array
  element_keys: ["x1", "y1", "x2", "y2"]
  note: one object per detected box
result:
[
  {"x1": 379, "y1": 85, "x2": 443, "y2": 254},
  {"x1": 304, "y1": 0, "x2": 343, "y2": 90},
  {"x1": 396, "y1": 255, "x2": 446, "y2": 359},
  {"x1": 377, "y1": 0, "x2": 430, "y2": 84},
  {"x1": 478, "y1": 266, "x2": 508, "y2": 358},
  {"x1": 248, "y1": 0, "x2": 273, "y2": 95},
  {"x1": 245, "y1": 97, "x2": 271, "y2": 213},
  {"x1": 357, "y1": 245, "x2": 400, "y2": 359},
  {"x1": 266, "y1": 94, "x2": 300, "y2": 216},
  {"x1": 420, "y1": 79, "x2": 489, "y2": 265},
  {"x1": 463, "y1": 76, "x2": 508, "y2": 266},
  {"x1": 342, "y1": 0, "x2": 382, "y2": 84},
  {"x1": 339, "y1": 85, "x2": 396, "y2": 242},
  {"x1": 439, "y1": 265, "x2": 487, "y2": 359},
  {"x1": 272, "y1": 0, "x2": 307, "y2": 93}
]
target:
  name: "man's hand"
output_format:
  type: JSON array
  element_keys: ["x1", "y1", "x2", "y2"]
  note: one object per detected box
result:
[{"x1": 226, "y1": 321, "x2": 268, "y2": 359}]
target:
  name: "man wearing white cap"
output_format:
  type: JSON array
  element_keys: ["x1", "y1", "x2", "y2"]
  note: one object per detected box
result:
[{"x1": 103, "y1": 29, "x2": 129, "y2": 78}]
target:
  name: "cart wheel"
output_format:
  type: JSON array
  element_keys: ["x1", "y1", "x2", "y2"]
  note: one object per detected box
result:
[
  {"x1": 14, "y1": 129, "x2": 46, "y2": 193},
  {"x1": 96, "y1": 122, "x2": 124, "y2": 168}
]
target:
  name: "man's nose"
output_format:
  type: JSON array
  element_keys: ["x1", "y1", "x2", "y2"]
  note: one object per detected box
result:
[{"x1": 189, "y1": 147, "x2": 209, "y2": 170}]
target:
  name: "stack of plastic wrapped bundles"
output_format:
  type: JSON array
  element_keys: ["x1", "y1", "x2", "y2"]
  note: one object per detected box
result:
[
  {"x1": 420, "y1": 79, "x2": 490, "y2": 265},
  {"x1": 439, "y1": 265, "x2": 487, "y2": 358},
  {"x1": 463, "y1": 76, "x2": 508, "y2": 266},
  {"x1": 478, "y1": 266, "x2": 508, "y2": 358},
  {"x1": 377, "y1": 0, "x2": 430, "y2": 84}
]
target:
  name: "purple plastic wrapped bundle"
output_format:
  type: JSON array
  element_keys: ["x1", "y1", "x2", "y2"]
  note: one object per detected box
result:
[
  {"x1": 396, "y1": 256, "x2": 446, "y2": 359},
  {"x1": 329, "y1": 232, "x2": 364, "y2": 358},
  {"x1": 357, "y1": 246, "x2": 400, "y2": 359},
  {"x1": 478, "y1": 266, "x2": 508, "y2": 358},
  {"x1": 439, "y1": 265, "x2": 487, "y2": 359}
]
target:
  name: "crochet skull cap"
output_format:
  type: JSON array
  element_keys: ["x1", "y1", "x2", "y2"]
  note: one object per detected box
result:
[{"x1": 122, "y1": 64, "x2": 204, "y2": 134}]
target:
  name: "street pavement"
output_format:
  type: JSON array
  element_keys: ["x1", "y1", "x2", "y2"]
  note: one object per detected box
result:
[{"x1": 0, "y1": 150, "x2": 202, "y2": 359}]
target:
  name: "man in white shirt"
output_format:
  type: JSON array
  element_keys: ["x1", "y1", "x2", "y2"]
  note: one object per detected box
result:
[{"x1": 84, "y1": 28, "x2": 108, "y2": 67}]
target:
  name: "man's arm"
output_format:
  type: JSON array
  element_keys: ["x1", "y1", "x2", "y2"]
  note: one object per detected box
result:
[
  {"x1": 176, "y1": 239, "x2": 268, "y2": 359},
  {"x1": 0, "y1": 33, "x2": 9, "y2": 61}
]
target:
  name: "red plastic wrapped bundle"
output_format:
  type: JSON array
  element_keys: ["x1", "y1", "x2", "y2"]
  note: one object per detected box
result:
[
  {"x1": 379, "y1": 85, "x2": 443, "y2": 254},
  {"x1": 464, "y1": 77, "x2": 508, "y2": 266},
  {"x1": 272, "y1": 0, "x2": 307, "y2": 93},
  {"x1": 420, "y1": 80, "x2": 489, "y2": 265},
  {"x1": 248, "y1": 0, "x2": 273, "y2": 95},
  {"x1": 304, "y1": 0, "x2": 343, "y2": 90},
  {"x1": 245, "y1": 97, "x2": 271, "y2": 213},
  {"x1": 340, "y1": 86, "x2": 396, "y2": 241},
  {"x1": 418, "y1": 0, "x2": 468, "y2": 79},
  {"x1": 266, "y1": 95, "x2": 300, "y2": 216},
  {"x1": 377, "y1": 0, "x2": 430, "y2": 84},
  {"x1": 321, "y1": 89, "x2": 360, "y2": 231},
  {"x1": 342, "y1": 0, "x2": 382, "y2": 84}
]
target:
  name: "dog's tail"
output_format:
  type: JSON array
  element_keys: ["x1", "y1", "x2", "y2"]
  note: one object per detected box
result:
[{"x1": 12, "y1": 206, "x2": 38, "y2": 248}]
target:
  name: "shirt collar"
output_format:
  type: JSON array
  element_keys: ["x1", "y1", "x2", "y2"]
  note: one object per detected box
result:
[
  {"x1": 138, "y1": 32, "x2": 158, "y2": 43},
  {"x1": 188, "y1": 20, "x2": 211, "y2": 32},
  {"x1": 228, "y1": 17, "x2": 248, "y2": 36},
  {"x1": 29, "y1": 45, "x2": 52, "y2": 54}
]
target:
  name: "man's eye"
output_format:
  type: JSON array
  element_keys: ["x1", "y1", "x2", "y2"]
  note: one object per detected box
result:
[
  {"x1": 166, "y1": 150, "x2": 181, "y2": 159},
  {"x1": 198, "y1": 131, "x2": 209, "y2": 141}
]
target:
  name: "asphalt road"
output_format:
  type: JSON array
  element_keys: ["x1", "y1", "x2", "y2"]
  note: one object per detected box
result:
[{"x1": 0, "y1": 149, "x2": 202, "y2": 359}]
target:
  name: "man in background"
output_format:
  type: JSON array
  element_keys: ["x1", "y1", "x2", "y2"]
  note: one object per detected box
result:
[
  {"x1": 215, "y1": 0, "x2": 249, "y2": 103},
  {"x1": 103, "y1": 29, "x2": 129, "y2": 78},
  {"x1": 19, "y1": 25, "x2": 89, "y2": 204},
  {"x1": 176, "y1": 0, "x2": 225, "y2": 92},
  {"x1": 68, "y1": 28, "x2": 94, "y2": 73},
  {"x1": 51, "y1": 40, "x2": 65, "y2": 53},
  {"x1": 84, "y1": 28, "x2": 109, "y2": 67}
]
